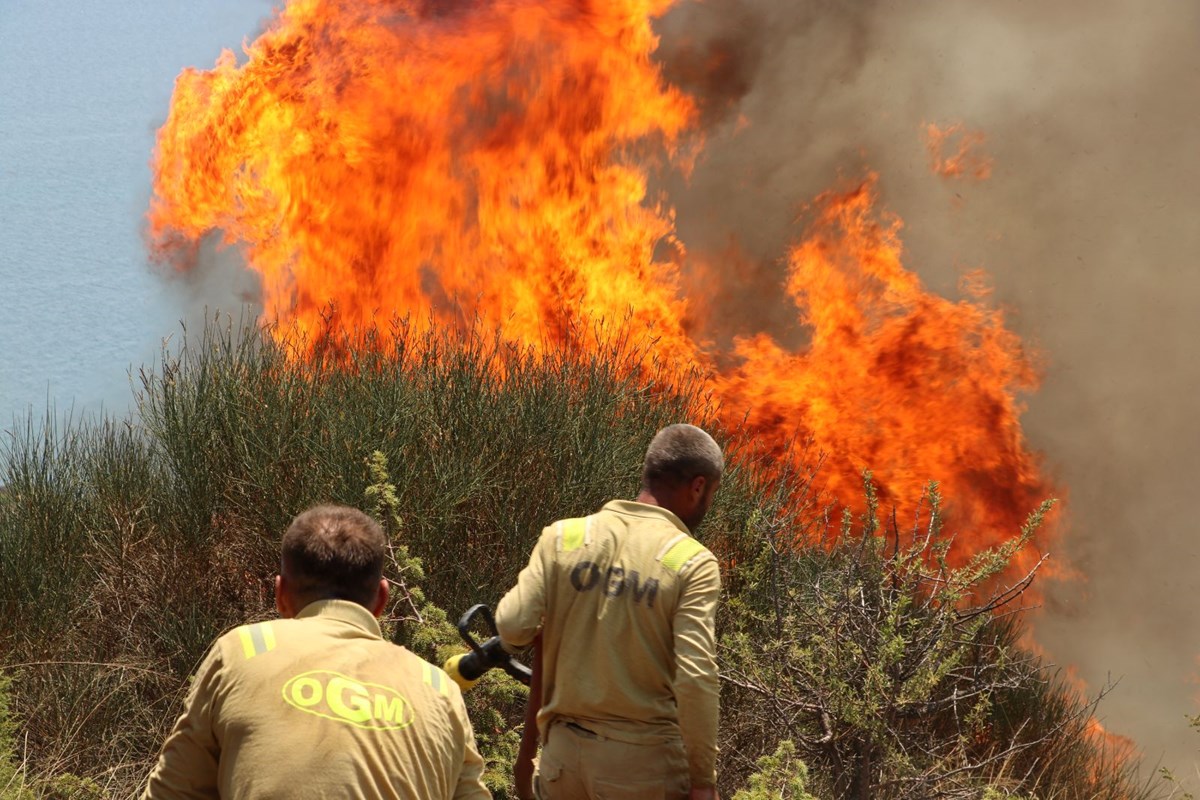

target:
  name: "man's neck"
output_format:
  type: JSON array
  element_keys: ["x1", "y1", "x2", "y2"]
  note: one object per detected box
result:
[
  {"x1": 635, "y1": 488, "x2": 695, "y2": 533},
  {"x1": 635, "y1": 488, "x2": 664, "y2": 508}
]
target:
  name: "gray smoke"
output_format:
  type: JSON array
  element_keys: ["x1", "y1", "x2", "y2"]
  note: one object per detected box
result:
[
  {"x1": 654, "y1": 0, "x2": 1200, "y2": 783},
  {"x1": 159, "y1": 232, "x2": 264, "y2": 340}
]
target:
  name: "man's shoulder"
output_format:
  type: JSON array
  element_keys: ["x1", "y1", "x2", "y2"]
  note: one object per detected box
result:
[
  {"x1": 213, "y1": 621, "x2": 456, "y2": 698},
  {"x1": 542, "y1": 507, "x2": 716, "y2": 579},
  {"x1": 211, "y1": 618, "x2": 286, "y2": 662},
  {"x1": 538, "y1": 505, "x2": 644, "y2": 556},
  {"x1": 537, "y1": 511, "x2": 601, "y2": 554},
  {"x1": 211, "y1": 614, "x2": 395, "y2": 663},
  {"x1": 658, "y1": 533, "x2": 717, "y2": 576}
]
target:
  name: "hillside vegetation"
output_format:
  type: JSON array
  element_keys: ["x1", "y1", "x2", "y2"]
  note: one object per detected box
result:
[{"x1": 0, "y1": 318, "x2": 1160, "y2": 799}]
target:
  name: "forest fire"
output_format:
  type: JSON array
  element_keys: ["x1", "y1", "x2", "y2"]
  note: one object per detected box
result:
[
  {"x1": 149, "y1": 0, "x2": 1055, "y2": 566},
  {"x1": 924, "y1": 122, "x2": 994, "y2": 181}
]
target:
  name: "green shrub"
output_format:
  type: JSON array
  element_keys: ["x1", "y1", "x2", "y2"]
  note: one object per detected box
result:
[
  {"x1": 0, "y1": 316, "x2": 751, "y2": 796},
  {"x1": 0, "y1": 316, "x2": 1165, "y2": 799},
  {"x1": 0, "y1": 671, "x2": 33, "y2": 800},
  {"x1": 717, "y1": 474, "x2": 1158, "y2": 799},
  {"x1": 733, "y1": 740, "x2": 819, "y2": 800}
]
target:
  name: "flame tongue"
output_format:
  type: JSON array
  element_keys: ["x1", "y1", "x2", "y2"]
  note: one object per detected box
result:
[
  {"x1": 714, "y1": 178, "x2": 1049, "y2": 566},
  {"x1": 150, "y1": 0, "x2": 1055, "y2": 561},
  {"x1": 150, "y1": 0, "x2": 698, "y2": 356}
]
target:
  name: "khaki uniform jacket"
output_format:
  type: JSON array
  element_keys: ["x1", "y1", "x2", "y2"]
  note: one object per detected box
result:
[
  {"x1": 142, "y1": 600, "x2": 490, "y2": 800},
  {"x1": 494, "y1": 500, "x2": 720, "y2": 786}
]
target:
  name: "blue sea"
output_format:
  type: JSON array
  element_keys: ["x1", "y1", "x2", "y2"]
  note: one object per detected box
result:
[{"x1": 0, "y1": 0, "x2": 273, "y2": 427}]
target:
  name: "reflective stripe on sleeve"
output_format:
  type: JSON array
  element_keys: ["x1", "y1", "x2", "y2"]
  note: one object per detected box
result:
[
  {"x1": 422, "y1": 662, "x2": 449, "y2": 696},
  {"x1": 659, "y1": 536, "x2": 708, "y2": 573},
  {"x1": 558, "y1": 517, "x2": 589, "y2": 552},
  {"x1": 237, "y1": 622, "x2": 277, "y2": 660}
]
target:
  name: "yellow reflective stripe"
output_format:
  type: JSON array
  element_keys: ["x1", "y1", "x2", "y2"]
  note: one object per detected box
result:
[
  {"x1": 560, "y1": 517, "x2": 587, "y2": 552},
  {"x1": 238, "y1": 627, "x2": 256, "y2": 659},
  {"x1": 422, "y1": 662, "x2": 448, "y2": 696},
  {"x1": 237, "y1": 623, "x2": 277, "y2": 660},
  {"x1": 661, "y1": 537, "x2": 707, "y2": 573}
]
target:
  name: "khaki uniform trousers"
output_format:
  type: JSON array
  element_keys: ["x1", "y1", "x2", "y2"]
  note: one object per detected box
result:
[{"x1": 535, "y1": 720, "x2": 690, "y2": 800}]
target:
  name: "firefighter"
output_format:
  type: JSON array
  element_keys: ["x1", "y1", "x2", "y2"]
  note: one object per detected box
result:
[
  {"x1": 141, "y1": 505, "x2": 491, "y2": 800},
  {"x1": 495, "y1": 424, "x2": 723, "y2": 800}
]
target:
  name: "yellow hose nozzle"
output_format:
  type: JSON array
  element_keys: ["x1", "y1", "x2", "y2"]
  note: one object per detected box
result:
[{"x1": 444, "y1": 652, "x2": 482, "y2": 692}]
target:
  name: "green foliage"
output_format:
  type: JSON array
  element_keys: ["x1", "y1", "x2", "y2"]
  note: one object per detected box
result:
[
  {"x1": 0, "y1": 316, "x2": 726, "y2": 797},
  {"x1": 981, "y1": 789, "x2": 1032, "y2": 800},
  {"x1": 0, "y1": 673, "x2": 109, "y2": 799},
  {"x1": 733, "y1": 741, "x2": 818, "y2": 800},
  {"x1": 719, "y1": 473, "x2": 1154, "y2": 800},
  {"x1": 0, "y1": 671, "x2": 33, "y2": 800},
  {"x1": 0, "y1": 316, "x2": 1166, "y2": 800},
  {"x1": 363, "y1": 448, "x2": 526, "y2": 796},
  {"x1": 39, "y1": 775, "x2": 107, "y2": 800}
]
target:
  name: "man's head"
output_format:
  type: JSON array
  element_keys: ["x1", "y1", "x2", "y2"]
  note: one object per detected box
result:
[
  {"x1": 275, "y1": 505, "x2": 389, "y2": 618},
  {"x1": 640, "y1": 424, "x2": 724, "y2": 532}
]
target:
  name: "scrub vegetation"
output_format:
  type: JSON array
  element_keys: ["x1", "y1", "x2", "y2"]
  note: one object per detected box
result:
[{"x1": 0, "y1": 317, "x2": 1166, "y2": 799}]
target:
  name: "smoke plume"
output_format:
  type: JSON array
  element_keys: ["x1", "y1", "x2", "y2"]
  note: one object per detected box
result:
[{"x1": 654, "y1": 0, "x2": 1200, "y2": 780}]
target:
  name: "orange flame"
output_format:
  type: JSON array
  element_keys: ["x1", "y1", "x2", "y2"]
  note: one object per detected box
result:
[
  {"x1": 149, "y1": 0, "x2": 1055, "y2": 565},
  {"x1": 1085, "y1": 717, "x2": 1139, "y2": 776},
  {"x1": 924, "y1": 122, "x2": 994, "y2": 181},
  {"x1": 149, "y1": 0, "x2": 699, "y2": 364},
  {"x1": 713, "y1": 177, "x2": 1048, "y2": 567}
]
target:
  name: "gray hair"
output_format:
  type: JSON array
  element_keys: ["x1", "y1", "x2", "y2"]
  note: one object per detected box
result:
[{"x1": 641, "y1": 424, "x2": 724, "y2": 488}]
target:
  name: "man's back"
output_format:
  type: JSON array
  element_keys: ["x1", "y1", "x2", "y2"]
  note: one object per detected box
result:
[
  {"x1": 143, "y1": 599, "x2": 488, "y2": 800},
  {"x1": 495, "y1": 499, "x2": 720, "y2": 782}
]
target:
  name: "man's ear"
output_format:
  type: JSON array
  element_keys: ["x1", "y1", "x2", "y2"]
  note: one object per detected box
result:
[
  {"x1": 275, "y1": 574, "x2": 294, "y2": 618},
  {"x1": 370, "y1": 578, "x2": 390, "y2": 618},
  {"x1": 689, "y1": 474, "x2": 708, "y2": 502}
]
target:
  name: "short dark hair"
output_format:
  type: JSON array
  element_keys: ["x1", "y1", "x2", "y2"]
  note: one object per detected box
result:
[
  {"x1": 642, "y1": 424, "x2": 724, "y2": 489},
  {"x1": 281, "y1": 505, "x2": 386, "y2": 609}
]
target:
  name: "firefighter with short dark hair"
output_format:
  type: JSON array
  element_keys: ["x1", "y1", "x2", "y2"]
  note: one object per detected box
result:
[
  {"x1": 142, "y1": 505, "x2": 491, "y2": 800},
  {"x1": 496, "y1": 424, "x2": 723, "y2": 800}
]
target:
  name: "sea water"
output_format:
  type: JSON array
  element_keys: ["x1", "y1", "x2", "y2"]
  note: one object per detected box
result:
[{"x1": 0, "y1": 0, "x2": 273, "y2": 429}]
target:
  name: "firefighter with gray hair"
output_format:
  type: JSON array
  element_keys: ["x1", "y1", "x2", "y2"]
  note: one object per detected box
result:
[
  {"x1": 142, "y1": 505, "x2": 491, "y2": 800},
  {"x1": 496, "y1": 423, "x2": 724, "y2": 800}
]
